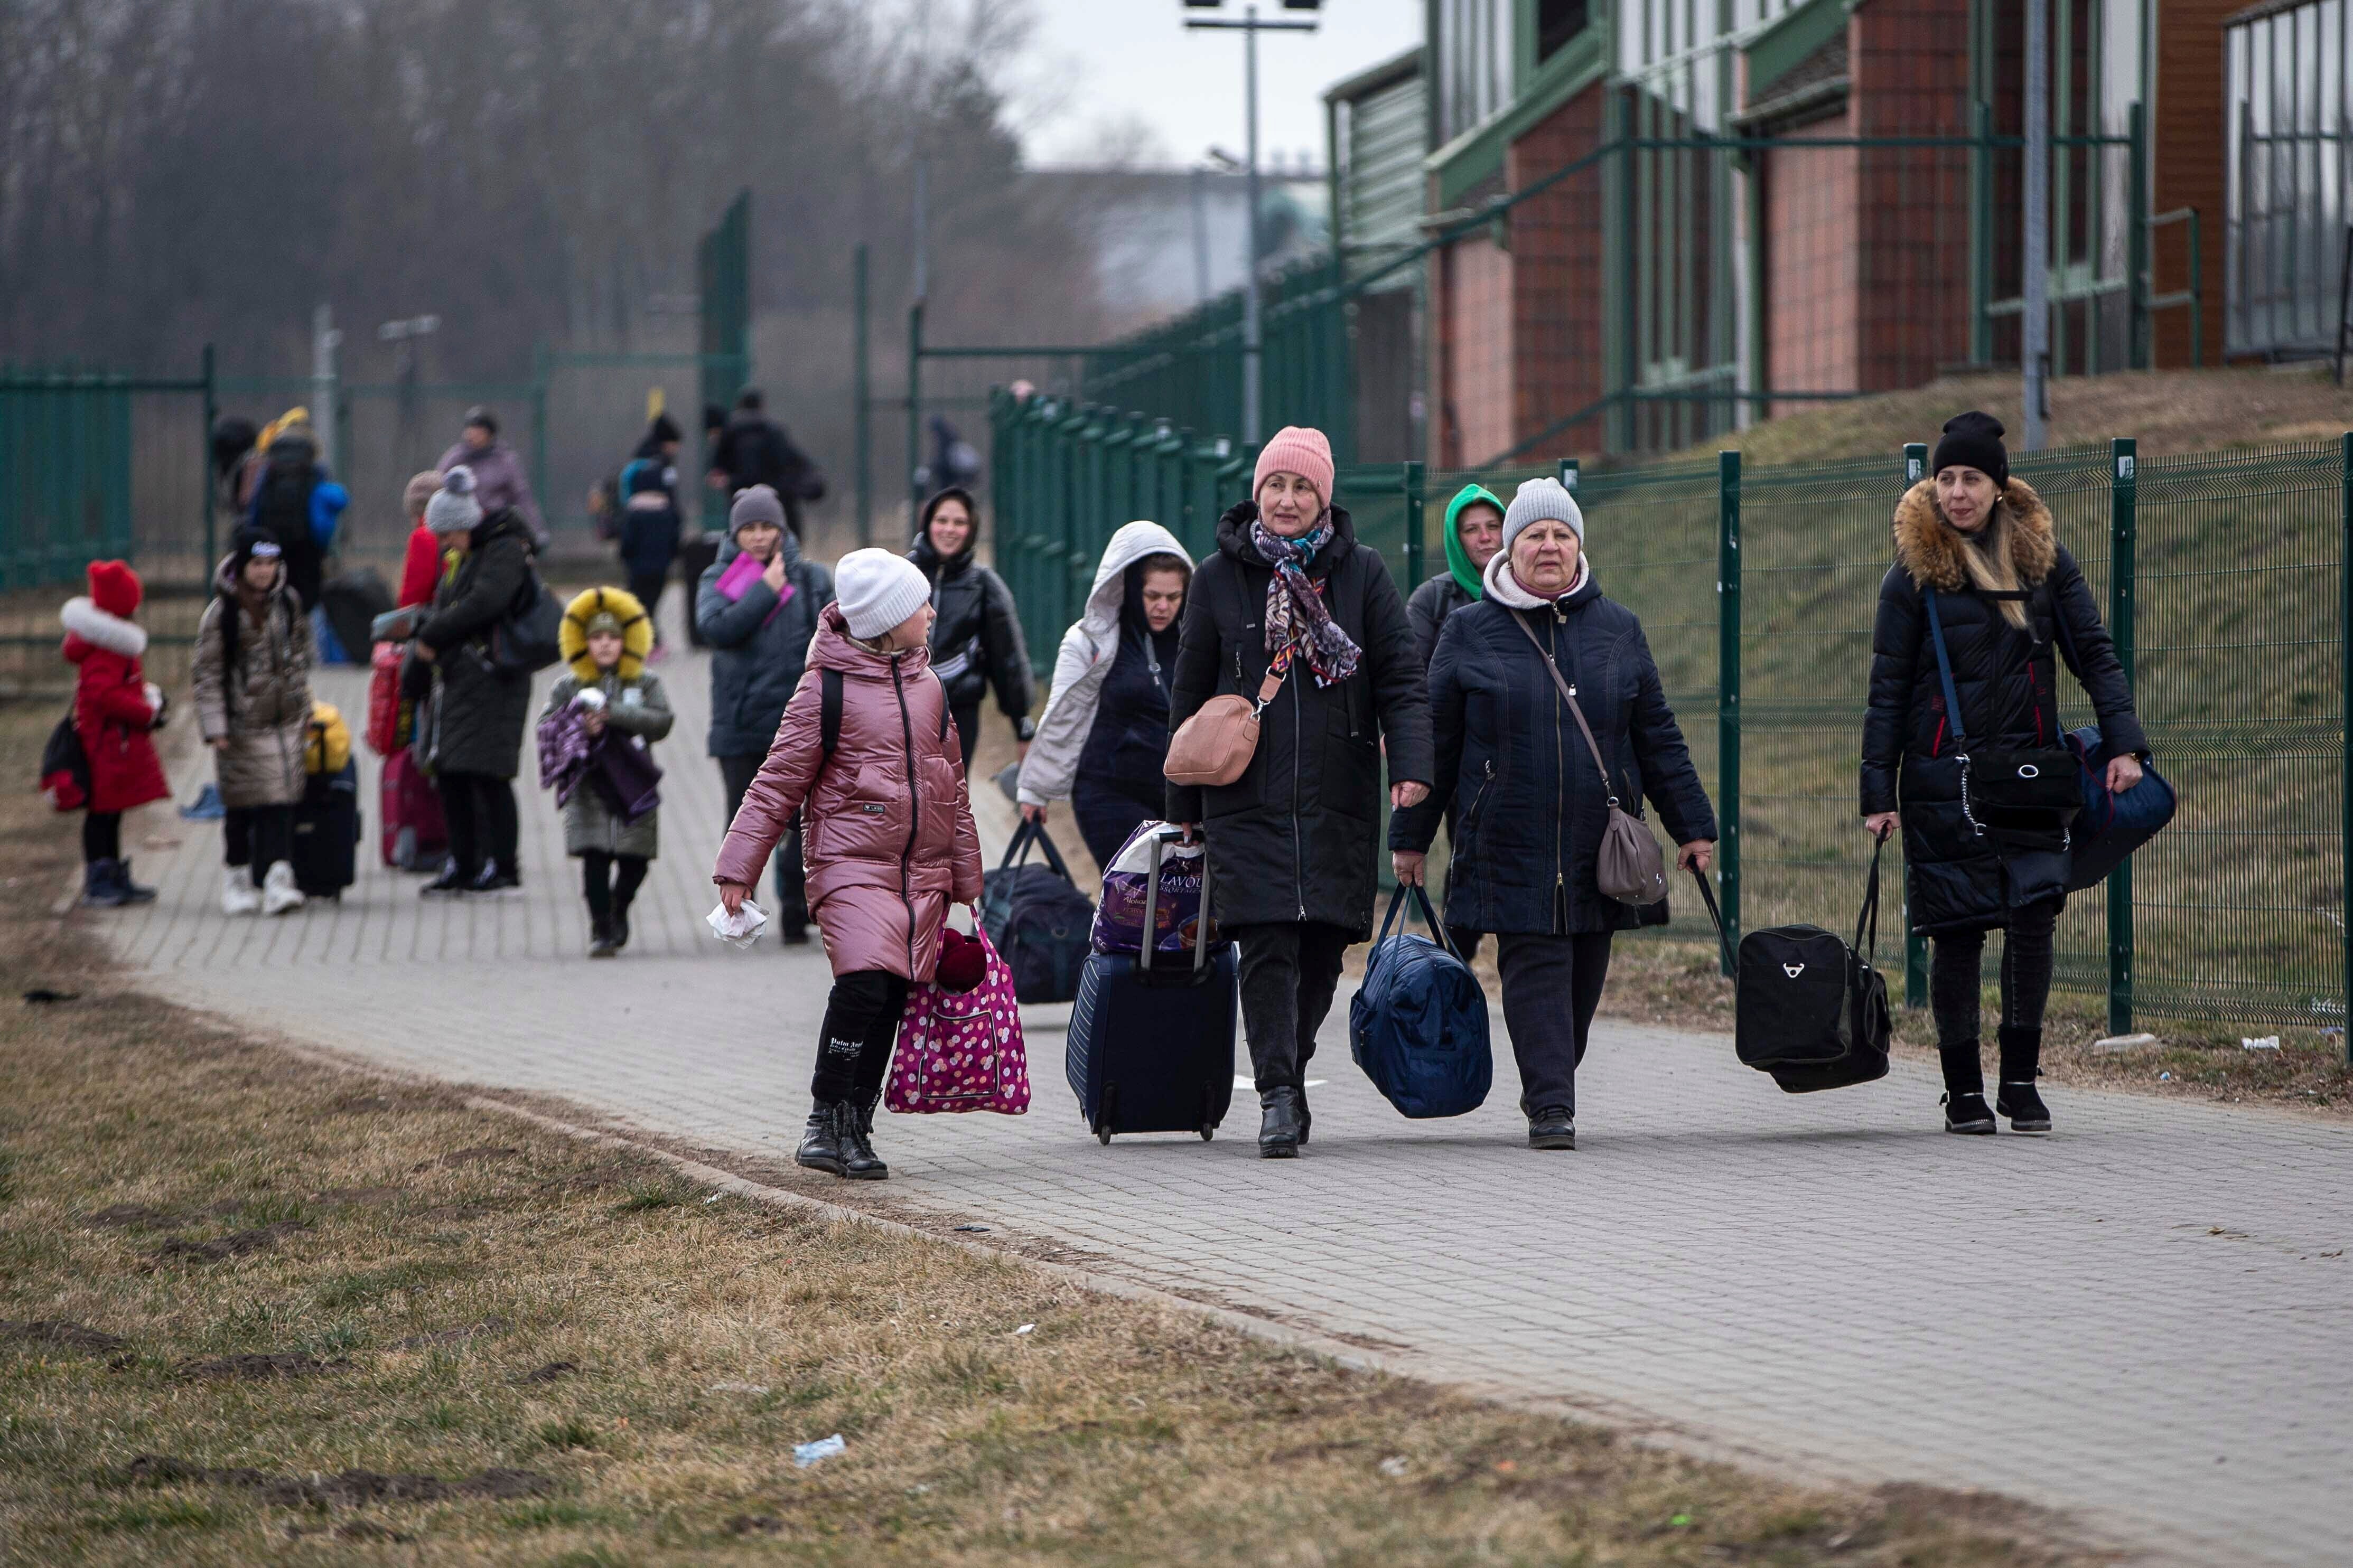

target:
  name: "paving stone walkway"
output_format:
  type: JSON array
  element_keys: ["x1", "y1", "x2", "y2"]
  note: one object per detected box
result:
[{"x1": 98, "y1": 611, "x2": 2353, "y2": 1566}]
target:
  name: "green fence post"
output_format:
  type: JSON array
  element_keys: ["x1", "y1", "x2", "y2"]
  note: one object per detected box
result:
[
  {"x1": 1403, "y1": 460, "x2": 1425, "y2": 588},
  {"x1": 854, "y1": 243, "x2": 871, "y2": 547},
  {"x1": 1716, "y1": 448, "x2": 1741, "y2": 971},
  {"x1": 2108, "y1": 438, "x2": 2137, "y2": 1034},
  {"x1": 2342, "y1": 432, "x2": 2352, "y2": 1064},
  {"x1": 200, "y1": 344, "x2": 218, "y2": 569},
  {"x1": 1903, "y1": 442, "x2": 1930, "y2": 1007}
]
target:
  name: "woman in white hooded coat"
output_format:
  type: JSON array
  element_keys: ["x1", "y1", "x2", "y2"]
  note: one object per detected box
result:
[{"x1": 1016, "y1": 522, "x2": 1193, "y2": 866}]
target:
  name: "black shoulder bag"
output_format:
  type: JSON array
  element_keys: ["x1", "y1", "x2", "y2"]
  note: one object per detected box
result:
[{"x1": 1920, "y1": 587, "x2": 2080, "y2": 829}]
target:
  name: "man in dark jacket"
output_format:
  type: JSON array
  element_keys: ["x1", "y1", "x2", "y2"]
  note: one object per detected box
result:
[
  {"x1": 406, "y1": 467, "x2": 537, "y2": 895},
  {"x1": 707, "y1": 389, "x2": 824, "y2": 538},
  {"x1": 1407, "y1": 482, "x2": 1504, "y2": 671},
  {"x1": 697, "y1": 484, "x2": 834, "y2": 942},
  {"x1": 617, "y1": 462, "x2": 683, "y2": 651},
  {"x1": 910, "y1": 486, "x2": 1033, "y2": 773},
  {"x1": 245, "y1": 422, "x2": 346, "y2": 612},
  {"x1": 1166, "y1": 428, "x2": 1433, "y2": 1157}
]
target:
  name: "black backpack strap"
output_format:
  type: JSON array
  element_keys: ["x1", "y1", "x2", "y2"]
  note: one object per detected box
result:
[{"x1": 820, "y1": 667, "x2": 843, "y2": 761}]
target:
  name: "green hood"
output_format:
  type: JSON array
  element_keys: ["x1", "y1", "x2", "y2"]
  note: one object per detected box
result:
[{"x1": 1442, "y1": 483, "x2": 1504, "y2": 598}]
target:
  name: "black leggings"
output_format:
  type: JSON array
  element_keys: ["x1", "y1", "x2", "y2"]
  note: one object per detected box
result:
[
  {"x1": 223, "y1": 804, "x2": 294, "y2": 884},
  {"x1": 580, "y1": 850, "x2": 649, "y2": 926},
  {"x1": 813, "y1": 970, "x2": 909, "y2": 1108},
  {"x1": 436, "y1": 771, "x2": 518, "y2": 880},
  {"x1": 82, "y1": 811, "x2": 120, "y2": 864},
  {"x1": 1930, "y1": 896, "x2": 2062, "y2": 1045}
]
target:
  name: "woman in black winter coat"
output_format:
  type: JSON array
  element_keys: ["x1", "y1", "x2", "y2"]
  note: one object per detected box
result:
[
  {"x1": 1862, "y1": 412, "x2": 2147, "y2": 1135},
  {"x1": 1392, "y1": 478, "x2": 1716, "y2": 1150},
  {"x1": 406, "y1": 467, "x2": 537, "y2": 895},
  {"x1": 910, "y1": 486, "x2": 1033, "y2": 774},
  {"x1": 1166, "y1": 427, "x2": 1433, "y2": 1159}
]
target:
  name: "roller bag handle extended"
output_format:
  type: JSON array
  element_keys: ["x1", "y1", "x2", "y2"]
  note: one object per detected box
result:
[{"x1": 1138, "y1": 828, "x2": 1213, "y2": 979}]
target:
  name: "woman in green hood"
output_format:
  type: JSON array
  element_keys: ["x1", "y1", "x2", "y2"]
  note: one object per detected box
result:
[{"x1": 1408, "y1": 483, "x2": 1505, "y2": 672}]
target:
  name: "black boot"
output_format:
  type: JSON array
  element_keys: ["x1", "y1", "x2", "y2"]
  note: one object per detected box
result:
[
  {"x1": 587, "y1": 915, "x2": 617, "y2": 959},
  {"x1": 1257, "y1": 1087, "x2": 1302, "y2": 1159},
  {"x1": 1295, "y1": 1083, "x2": 1311, "y2": 1146},
  {"x1": 81, "y1": 859, "x2": 129, "y2": 908},
  {"x1": 1939, "y1": 1040, "x2": 1996, "y2": 1134},
  {"x1": 795, "y1": 1102, "x2": 847, "y2": 1176},
  {"x1": 840, "y1": 1103, "x2": 889, "y2": 1181},
  {"x1": 1527, "y1": 1108, "x2": 1577, "y2": 1150},
  {"x1": 114, "y1": 858, "x2": 157, "y2": 903},
  {"x1": 421, "y1": 860, "x2": 472, "y2": 897},
  {"x1": 1995, "y1": 1026, "x2": 2052, "y2": 1132},
  {"x1": 609, "y1": 899, "x2": 632, "y2": 952}
]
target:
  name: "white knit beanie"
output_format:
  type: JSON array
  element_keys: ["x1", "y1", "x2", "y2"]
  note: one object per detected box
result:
[
  {"x1": 835, "y1": 548, "x2": 932, "y2": 640},
  {"x1": 426, "y1": 466, "x2": 484, "y2": 534},
  {"x1": 1501, "y1": 476, "x2": 1584, "y2": 552}
]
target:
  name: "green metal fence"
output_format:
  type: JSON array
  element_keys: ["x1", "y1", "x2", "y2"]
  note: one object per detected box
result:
[{"x1": 991, "y1": 390, "x2": 2353, "y2": 1037}]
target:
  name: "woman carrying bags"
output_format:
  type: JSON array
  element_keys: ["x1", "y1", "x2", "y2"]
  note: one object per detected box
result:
[
  {"x1": 1391, "y1": 478, "x2": 1716, "y2": 1151},
  {"x1": 1861, "y1": 412, "x2": 2146, "y2": 1135},
  {"x1": 1015, "y1": 521, "x2": 1193, "y2": 866},
  {"x1": 1166, "y1": 426, "x2": 1433, "y2": 1159},
  {"x1": 714, "y1": 549, "x2": 984, "y2": 1182}
]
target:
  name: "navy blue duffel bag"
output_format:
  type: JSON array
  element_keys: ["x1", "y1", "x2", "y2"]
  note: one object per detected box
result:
[
  {"x1": 1349, "y1": 883, "x2": 1492, "y2": 1119},
  {"x1": 2063, "y1": 725, "x2": 2176, "y2": 891}
]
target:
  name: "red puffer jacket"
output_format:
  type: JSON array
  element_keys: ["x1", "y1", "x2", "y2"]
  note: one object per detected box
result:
[
  {"x1": 62, "y1": 584, "x2": 169, "y2": 816},
  {"x1": 714, "y1": 604, "x2": 983, "y2": 981}
]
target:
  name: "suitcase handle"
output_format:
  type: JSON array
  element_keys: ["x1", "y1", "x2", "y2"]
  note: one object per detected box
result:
[{"x1": 1138, "y1": 828, "x2": 1212, "y2": 975}]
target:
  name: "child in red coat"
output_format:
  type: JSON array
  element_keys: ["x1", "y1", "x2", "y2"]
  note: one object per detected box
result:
[{"x1": 62, "y1": 560, "x2": 170, "y2": 906}]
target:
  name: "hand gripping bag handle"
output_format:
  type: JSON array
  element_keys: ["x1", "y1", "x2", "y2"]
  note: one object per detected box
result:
[
  {"x1": 996, "y1": 814, "x2": 1076, "y2": 885},
  {"x1": 1138, "y1": 828, "x2": 1211, "y2": 975}
]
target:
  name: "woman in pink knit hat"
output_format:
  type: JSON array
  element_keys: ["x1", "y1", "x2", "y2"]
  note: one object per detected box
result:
[{"x1": 1165, "y1": 426, "x2": 1432, "y2": 1158}]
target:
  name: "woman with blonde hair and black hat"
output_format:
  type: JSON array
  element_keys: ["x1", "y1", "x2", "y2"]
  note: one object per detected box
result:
[
  {"x1": 1862, "y1": 412, "x2": 2147, "y2": 1135},
  {"x1": 540, "y1": 588, "x2": 674, "y2": 957}
]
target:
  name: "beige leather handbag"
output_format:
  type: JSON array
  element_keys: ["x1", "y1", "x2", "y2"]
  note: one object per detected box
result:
[
  {"x1": 1163, "y1": 644, "x2": 1294, "y2": 788},
  {"x1": 1510, "y1": 613, "x2": 1669, "y2": 906}
]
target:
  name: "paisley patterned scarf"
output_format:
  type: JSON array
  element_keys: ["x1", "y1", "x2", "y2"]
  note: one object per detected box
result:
[{"x1": 1250, "y1": 515, "x2": 1360, "y2": 686}]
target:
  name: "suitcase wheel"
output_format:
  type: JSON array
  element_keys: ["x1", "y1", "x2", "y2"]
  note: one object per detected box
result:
[
  {"x1": 1095, "y1": 1124, "x2": 1112, "y2": 1147},
  {"x1": 1198, "y1": 1126, "x2": 1213, "y2": 1142}
]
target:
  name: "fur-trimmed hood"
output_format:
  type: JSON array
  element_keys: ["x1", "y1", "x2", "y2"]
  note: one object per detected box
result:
[
  {"x1": 60, "y1": 596, "x2": 147, "y2": 659},
  {"x1": 558, "y1": 585, "x2": 653, "y2": 684},
  {"x1": 1891, "y1": 477, "x2": 2057, "y2": 592}
]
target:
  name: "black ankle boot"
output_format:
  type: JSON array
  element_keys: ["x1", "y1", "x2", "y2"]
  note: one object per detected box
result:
[
  {"x1": 1527, "y1": 1108, "x2": 1577, "y2": 1150},
  {"x1": 1995, "y1": 1026, "x2": 2052, "y2": 1132},
  {"x1": 795, "y1": 1102, "x2": 847, "y2": 1175},
  {"x1": 609, "y1": 900, "x2": 632, "y2": 952},
  {"x1": 1257, "y1": 1087, "x2": 1302, "y2": 1159},
  {"x1": 840, "y1": 1103, "x2": 888, "y2": 1180},
  {"x1": 1939, "y1": 1040, "x2": 1996, "y2": 1134},
  {"x1": 587, "y1": 915, "x2": 617, "y2": 959},
  {"x1": 1295, "y1": 1083, "x2": 1311, "y2": 1146}
]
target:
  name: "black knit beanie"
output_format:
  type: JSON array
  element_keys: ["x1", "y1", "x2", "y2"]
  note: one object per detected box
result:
[{"x1": 1932, "y1": 411, "x2": 2008, "y2": 487}]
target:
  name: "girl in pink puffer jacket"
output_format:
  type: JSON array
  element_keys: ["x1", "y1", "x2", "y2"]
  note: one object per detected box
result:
[{"x1": 714, "y1": 549, "x2": 983, "y2": 1182}]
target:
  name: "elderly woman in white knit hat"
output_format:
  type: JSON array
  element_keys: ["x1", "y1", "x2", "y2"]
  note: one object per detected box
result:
[
  {"x1": 1390, "y1": 478, "x2": 1718, "y2": 1151},
  {"x1": 714, "y1": 549, "x2": 984, "y2": 1181},
  {"x1": 1165, "y1": 426, "x2": 1433, "y2": 1159}
]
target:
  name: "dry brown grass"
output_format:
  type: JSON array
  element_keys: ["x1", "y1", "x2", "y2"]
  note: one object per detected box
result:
[{"x1": 0, "y1": 697, "x2": 2111, "y2": 1565}]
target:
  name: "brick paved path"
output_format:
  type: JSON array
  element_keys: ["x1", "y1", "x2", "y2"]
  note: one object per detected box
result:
[{"x1": 101, "y1": 612, "x2": 2353, "y2": 1566}]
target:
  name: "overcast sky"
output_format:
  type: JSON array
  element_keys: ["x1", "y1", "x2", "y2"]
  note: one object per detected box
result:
[{"x1": 1016, "y1": 0, "x2": 1424, "y2": 170}]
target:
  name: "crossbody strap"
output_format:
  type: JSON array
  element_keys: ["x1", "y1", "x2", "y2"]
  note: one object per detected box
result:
[
  {"x1": 1509, "y1": 609, "x2": 1623, "y2": 808},
  {"x1": 1920, "y1": 587, "x2": 1969, "y2": 749}
]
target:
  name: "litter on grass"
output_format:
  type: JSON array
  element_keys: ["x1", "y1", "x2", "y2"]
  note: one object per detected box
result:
[
  {"x1": 1013, "y1": 1323, "x2": 1034, "y2": 1336},
  {"x1": 708, "y1": 1382, "x2": 770, "y2": 1395},
  {"x1": 2090, "y1": 1032, "x2": 2158, "y2": 1053},
  {"x1": 1377, "y1": 1456, "x2": 1409, "y2": 1478},
  {"x1": 793, "y1": 1434, "x2": 845, "y2": 1468},
  {"x1": 2242, "y1": 1036, "x2": 2282, "y2": 1051},
  {"x1": 953, "y1": 1224, "x2": 991, "y2": 1233}
]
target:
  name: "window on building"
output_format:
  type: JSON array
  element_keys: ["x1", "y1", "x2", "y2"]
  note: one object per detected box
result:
[{"x1": 1537, "y1": 0, "x2": 1589, "y2": 63}]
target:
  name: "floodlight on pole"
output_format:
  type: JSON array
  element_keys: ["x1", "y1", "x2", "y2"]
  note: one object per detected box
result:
[{"x1": 1182, "y1": 1, "x2": 1318, "y2": 446}]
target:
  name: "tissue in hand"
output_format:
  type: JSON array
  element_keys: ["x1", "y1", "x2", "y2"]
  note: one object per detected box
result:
[{"x1": 706, "y1": 899, "x2": 769, "y2": 950}]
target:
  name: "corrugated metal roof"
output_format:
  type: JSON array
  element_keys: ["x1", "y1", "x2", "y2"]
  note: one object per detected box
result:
[{"x1": 1343, "y1": 70, "x2": 1427, "y2": 288}]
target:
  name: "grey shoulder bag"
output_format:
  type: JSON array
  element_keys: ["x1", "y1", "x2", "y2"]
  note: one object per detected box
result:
[{"x1": 1510, "y1": 611, "x2": 1669, "y2": 906}]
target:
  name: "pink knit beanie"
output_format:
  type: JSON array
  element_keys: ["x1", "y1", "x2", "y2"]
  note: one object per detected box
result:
[{"x1": 1253, "y1": 426, "x2": 1334, "y2": 508}]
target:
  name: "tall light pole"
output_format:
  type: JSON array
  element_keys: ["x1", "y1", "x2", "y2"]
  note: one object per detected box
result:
[
  {"x1": 1183, "y1": 1, "x2": 1319, "y2": 446},
  {"x1": 2021, "y1": 0, "x2": 2050, "y2": 452}
]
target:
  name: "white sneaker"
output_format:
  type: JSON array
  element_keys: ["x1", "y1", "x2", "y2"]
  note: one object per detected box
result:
[
  {"x1": 221, "y1": 867, "x2": 263, "y2": 916},
  {"x1": 260, "y1": 861, "x2": 306, "y2": 916}
]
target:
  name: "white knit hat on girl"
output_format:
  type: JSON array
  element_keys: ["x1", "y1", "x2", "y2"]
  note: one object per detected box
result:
[
  {"x1": 835, "y1": 548, "x2": 933, "y2": 640},
  {"x1": 425, "y1": 466, "x2": 484, "y2": 534}
]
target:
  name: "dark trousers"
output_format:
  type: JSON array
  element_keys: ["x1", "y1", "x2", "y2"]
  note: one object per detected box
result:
[
  {"x1": 1473, "y1": 929, "x2": 1616, "y2": 1118},
  {"x1": 1930, "y1": 896, "x2": 2062, "y2": 1045},
  {"x1": 719, "y1": 753, "x2": 808, "y2": 933},
  {"x1": 813, "y1": 970, "x2": 909, "y2": 1108},
  {"x1": 949, "y1": 697, "x2": 982, "y2": 780},
  {"x1": 436, "y1": 771, "x2": 518, "y2": 881},
  {"x1": 625, "y1": 569, "x2": 667, "y2": 644},
  {"x1": 1232, "y1": 921, "x2": 1353, "y2": 1094},
  {"x1": 581, "y1": 850, "x2": 649, "y2": 927},
  {"x1": 82, "y1": 811, "x2": 121, "y2": 864},
  {"x1": 1071, "y1": 780, "x2": 1156, "y2": 869},
  {"x1": 223, "y1": 804, "x2": 294, "y2": 884}
]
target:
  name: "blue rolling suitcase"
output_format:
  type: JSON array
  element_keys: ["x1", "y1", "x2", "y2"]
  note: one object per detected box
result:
[{"x1": 1066, "y1": 830, "x2": 1237, "y2": 1144}]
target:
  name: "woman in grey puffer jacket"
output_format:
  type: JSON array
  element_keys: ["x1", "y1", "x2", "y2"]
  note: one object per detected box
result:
[{"x1": 192, "y1": 528, "x2": 314, "y2": 916}]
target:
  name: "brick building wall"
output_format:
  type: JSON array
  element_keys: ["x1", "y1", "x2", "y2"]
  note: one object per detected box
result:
[
  {"x1": 1850, "y1": 0, "x2": 1976, "y2": 391},
  {"x1": 1764, "y1": 119, "x2": 1862, "y2": 415},
  {"x1": 1439, "y1": 235, "x2": 1517, "y2": 468},
  {"x1": 1504, "y1": 81, "x2": 1611, "y2": 460}
]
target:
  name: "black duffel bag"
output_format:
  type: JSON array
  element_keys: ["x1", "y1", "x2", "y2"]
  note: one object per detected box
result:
[
  {"x1": 981, "y1": 819, "x2": 1094, "y2": 1004},
  {"x1": 1696, "y1": 840, "x2": 1893, "y2": 1095}
]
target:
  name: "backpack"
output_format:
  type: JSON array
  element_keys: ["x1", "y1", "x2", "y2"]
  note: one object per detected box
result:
[
  {"x1": 1349, "y1": 882, "x2": 1493, "y2": 1119},
  {"x1": 252, "y1": 458, "x2": 316, "y2": 550},
  {"x1": 1700, "y1": 844, "x2": 1892, "y2": 1095},
  {"x1": 488, "y1": 567, "x2": 564, "y2": 675},
  {"x1": 980, "y1": 818, "x2": 1094, "y2": 1004}
]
